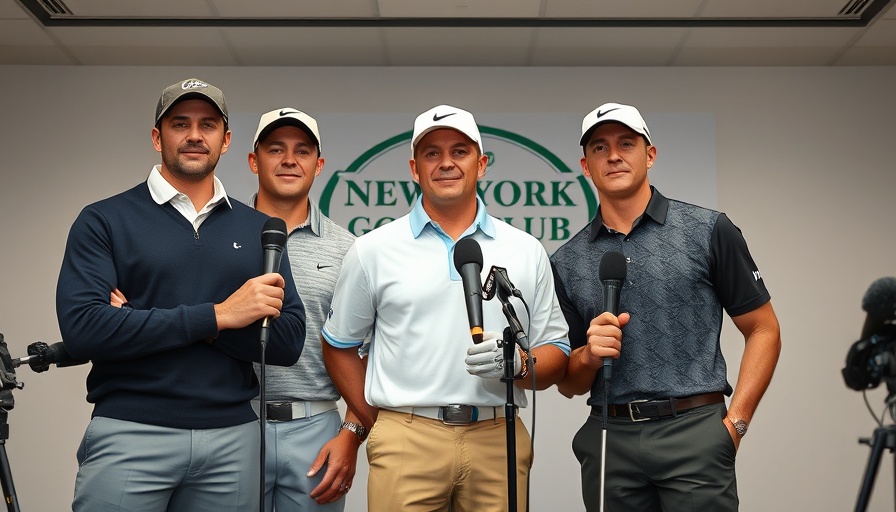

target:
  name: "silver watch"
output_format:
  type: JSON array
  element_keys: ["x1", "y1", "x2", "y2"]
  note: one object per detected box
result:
[
  {"x1": 341, "y1": 421, "x2": 367, "y2": 441},
  {"x1": 731, "y1": 418, "x2": 748, "y2": 437}
]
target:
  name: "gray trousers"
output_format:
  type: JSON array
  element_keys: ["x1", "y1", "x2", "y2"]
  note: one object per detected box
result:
[
  {"x1": 73, "y1": 417, "x2": 260, "y2": 512},
  {"x1": 572, "y1": 403, "x2": 738, "y2": 512},
  {"x1": 263, "y1": 409, "x2": 345, "y2": 511}
]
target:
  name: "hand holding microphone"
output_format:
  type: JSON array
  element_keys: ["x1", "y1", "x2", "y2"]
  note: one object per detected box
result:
[
  {"x1": 597, "y1": 251, "x2": 627, "y2": 380},
  {"x1": 214, "y1": 218, "x2": 289, "y2": 331},
  {"x1": 465, "y1": 331, "x2": 522, "y2": 379}
]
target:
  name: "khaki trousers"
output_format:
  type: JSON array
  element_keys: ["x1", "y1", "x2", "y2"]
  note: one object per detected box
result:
[{"x1": 367, "y1": 408, "x2": 532, "y2": 512}]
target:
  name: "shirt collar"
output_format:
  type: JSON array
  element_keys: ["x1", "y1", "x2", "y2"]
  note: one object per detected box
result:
[
  {"x1": 248, "y1": 193, "x2": 321, "y2": 237},
  {"x1": 147, "y1": 165, "x2": 232, "y2": 209},
  {"x1": 409, "y1": 196, "x2": 496, "y2": 240},
  {"x1": 589, "y1": 186, "x2": 668, "y2": 241}
]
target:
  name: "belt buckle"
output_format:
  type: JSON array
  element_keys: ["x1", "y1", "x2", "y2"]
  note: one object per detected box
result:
[
  {"x1": 627, "y1": 400, "x2": 651, "y2": 422},
  {"x1": 440, "y1": 404, "x2": 478, "y2": 425},
  {"x1": 266, "y1": 401, "x2": 291, "y2": 422}
]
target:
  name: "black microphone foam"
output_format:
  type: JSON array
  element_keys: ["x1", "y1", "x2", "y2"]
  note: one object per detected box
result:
[
  {"x1": 861, "y1": 276, "x2": 896, "y2": 339},
  {"x1": 598, "y1": 251, "x2": 627, "y2": 380},
  {"x1": 261, "y1": 217, "x2": 288, "y2": 275},
  {"x1": 599, "y1": 251, "x2": 627, "y2": 286},
  {"x1": 260, "y1": 217, "x2": 288, "y2": 331},
  {"x1": 454, "y1": 238, "x2": 485, "y2": 344}
]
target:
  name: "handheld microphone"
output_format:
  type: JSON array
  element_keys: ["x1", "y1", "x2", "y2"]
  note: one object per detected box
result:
[
  {"x1": 260, "y1": 217, "x2": 288, "y2": 333},
  {"x1": 599, "y1": 251, "x2": 627, "y2": 379},
  {"x1": 860, "y1": 276, "x2": 896, "y2": 339},
  {"x1": 12, "y1": 341, "x2": 88, "y2": 372},
  {"x1": 453, "y1": 238, "x2": 484, "y2": 344}
]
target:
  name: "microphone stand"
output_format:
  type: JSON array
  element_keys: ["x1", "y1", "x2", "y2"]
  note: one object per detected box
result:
[
  {"x1": 600, "y1": 362, "x2": 610, "y2": 512},
  {"x1": 497, "y1": 298, "x2": 528, "y2": 512},
  {"x1": 259, "y1": 322, "x2": 270, "y2": 512}
]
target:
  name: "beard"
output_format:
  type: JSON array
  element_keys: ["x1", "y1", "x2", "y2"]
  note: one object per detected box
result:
[{"x1": 161, "y1": 142, "x2": 219, "y2": 181}]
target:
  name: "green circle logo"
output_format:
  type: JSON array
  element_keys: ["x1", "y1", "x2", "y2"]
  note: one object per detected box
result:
[{"x1": 319, "y1": 126, "x2": 596, "y2": 254}]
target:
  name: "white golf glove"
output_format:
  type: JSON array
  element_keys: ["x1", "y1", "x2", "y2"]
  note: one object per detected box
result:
[{"x1": 465, "y1": 331, "x2": 522, "y2": 380}]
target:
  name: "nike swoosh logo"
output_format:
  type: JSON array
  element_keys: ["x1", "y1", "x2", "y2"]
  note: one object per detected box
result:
[
  {"x1": 596, "y1": 108, "x2": 619, "y2": 118},
  {"x1": 432, "y1": 112, "x2": 456, "y2": 122},
  {"x1": 280, "y1": 109, "x2": 300, "y2": 116},
  {"x1": 233, "y1": 242, "x2": 241, "y2": 249},
  {"x1": 317, "y1": 263, "x2": 333, "y2": 270}
]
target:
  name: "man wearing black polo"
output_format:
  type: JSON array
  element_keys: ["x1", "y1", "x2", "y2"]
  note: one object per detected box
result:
[{"x1": 551, "y1": 102, "x2": 781, "y2": 511}]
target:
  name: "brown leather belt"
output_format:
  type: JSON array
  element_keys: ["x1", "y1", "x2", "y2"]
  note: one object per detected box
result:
[{"x1": 593, "y1": 392, "x2": 725, "y2": 422}]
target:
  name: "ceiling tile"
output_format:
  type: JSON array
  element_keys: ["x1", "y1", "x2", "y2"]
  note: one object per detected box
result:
[
  {"x1": 0, "y1": 1, "x2": 30, "y2": 18},
  {"x1": 545, "y1": 0, "x2": 704, "y2": 18},
  {"x1": 383, "y1": 27, "x2": 533, "y2": 65},
  {"x1": 66, "y1": 45, "x2": 238, "y2": 65},
  {"x1": 0, "y1": 45, "x2": 75, "y2": 64},
  {"x1": 49, "y1": 26, "x2": 230, "y2": 47},
  {"x1": 226, "y1": 27, "x2": 387, "y2": 65},
  {"x1": 685, "y1": 27, "x2": 862, "y2": 47},
  {"x1": 212, "y1": 0, "x2": 376, "y2": 18},
  {"x1": 0, "y1": 19, "x2": 56, "y2": 45},
  {"x1": 62, "y1": 0, "x2": 217, "y2": 17},
  {"x1": 378, "y1": 0, "x2": 541, "y2": 18},
  {"x1": 854, "y1": 19, "x2": 896, "y2": 44},
  {"x1": 699, "y1": 0, "x2": 858, "y2": 18},
  {"x1": 835, "y1": 45, "x2": 896, "y2": 64},
  {"x1": 675, "y1": 46, "x2": 841, "y2": 66},
  {"x1": 531, "y1": 27, "x2": 683, "y2": 66}
]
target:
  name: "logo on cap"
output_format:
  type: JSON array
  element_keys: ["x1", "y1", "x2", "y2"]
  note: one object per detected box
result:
[
  {"x1": 596, "y1": 107, "x2": 619, "y2": 118},
  {"x1": 433, "y1": 112, "x2": 456, "y2": 122},
  {"x1": 181, "y1": 79, "x2": 209, "y2": 91},
  {"x1": 280, "y1": 109, "x2": 300, "y2": 116}
]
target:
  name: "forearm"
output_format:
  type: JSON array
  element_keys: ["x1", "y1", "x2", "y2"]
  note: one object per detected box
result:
[
  {"x1": 515, "y1": 344, "x2": 568, "y2": 390},
  {"x1": 322, "y1": 338, "x2": 377, "y2": 430},
  {"x1": 728, "y1": 302, "x2": 782, "y2": 423},
  {"x1": 557, "y1": 346, "x2": 600, "y2": 398},
  {"x1": 57, "y1": 212, "x2": 217, "y2": 361}
]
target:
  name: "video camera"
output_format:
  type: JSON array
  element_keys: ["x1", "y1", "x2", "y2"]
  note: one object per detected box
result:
[{"x1": 842, "y1": 277, "x2": 896, "y2": 391}]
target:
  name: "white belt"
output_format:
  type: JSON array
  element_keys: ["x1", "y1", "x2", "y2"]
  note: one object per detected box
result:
[
  {"x1": 264, "y1": 400, "x2": 338, "y2": 422},
  {"x1": 385, "y1": 405, "x2": 510, "y2": 425}
]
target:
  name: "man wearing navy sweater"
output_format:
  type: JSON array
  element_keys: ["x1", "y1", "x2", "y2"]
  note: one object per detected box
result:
[{"x1": 56, "y1": 78, "x2": 306, "y2": 512}]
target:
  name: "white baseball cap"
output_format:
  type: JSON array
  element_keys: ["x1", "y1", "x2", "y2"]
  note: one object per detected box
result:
[
  {"x1": 411, "y1": 105, "x2": 483, "y2": 157},
  {"x1": 580, "y1": 102, "x2": 652, "y2": 146},
  {"x1": 253, "y1": 108, "x2": 322, "y2": 154}
]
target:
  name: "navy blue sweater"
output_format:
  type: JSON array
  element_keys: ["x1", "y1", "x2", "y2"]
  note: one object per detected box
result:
[{"x1": 56, "y1": 183, "x2": 306, "y2": 429}]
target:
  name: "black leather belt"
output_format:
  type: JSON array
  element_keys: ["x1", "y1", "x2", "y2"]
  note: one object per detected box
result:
[{"x1": 593, "y1": 392, "x2": 724, "y2": 422}]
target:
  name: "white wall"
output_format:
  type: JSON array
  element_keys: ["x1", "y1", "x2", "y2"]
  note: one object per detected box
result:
[{"x1": 0, "y1": 65, "x2": 894, "y2": 511}]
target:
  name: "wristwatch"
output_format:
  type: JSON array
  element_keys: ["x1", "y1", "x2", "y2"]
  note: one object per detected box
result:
[
  {"x1": 340, "y1": 421, "x2": 367, "y2": 442},
  {"x1": 730, "y1": 418, "x2": 748, "y2": 437}
]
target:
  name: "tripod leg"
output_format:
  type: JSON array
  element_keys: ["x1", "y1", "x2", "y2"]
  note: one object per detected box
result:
[
  {"x1": 0, "y1": 441, "x2": 21, "y2": 512},
  {"x1": 855, "y1": 427, "x2": 891, "y2": 512}
]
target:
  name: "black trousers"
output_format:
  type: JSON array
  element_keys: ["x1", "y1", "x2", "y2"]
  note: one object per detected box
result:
[{"x1": 572, "y1": 403, "x2": 738, "y2": 512}]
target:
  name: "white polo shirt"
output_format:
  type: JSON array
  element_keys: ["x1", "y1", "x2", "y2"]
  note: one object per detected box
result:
[{"x1": 322, "y1": 197, "x2": 569, "y2": 408}]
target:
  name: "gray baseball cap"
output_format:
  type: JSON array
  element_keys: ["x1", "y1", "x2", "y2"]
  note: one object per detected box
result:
[{"x1": 155, "y1": 78, "x2": 228, "y2": 126}]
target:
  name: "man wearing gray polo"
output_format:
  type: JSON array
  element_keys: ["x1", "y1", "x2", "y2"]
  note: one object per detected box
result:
[{"x1": 248, "y1": 108, "x2": 360, "y2": 510}]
